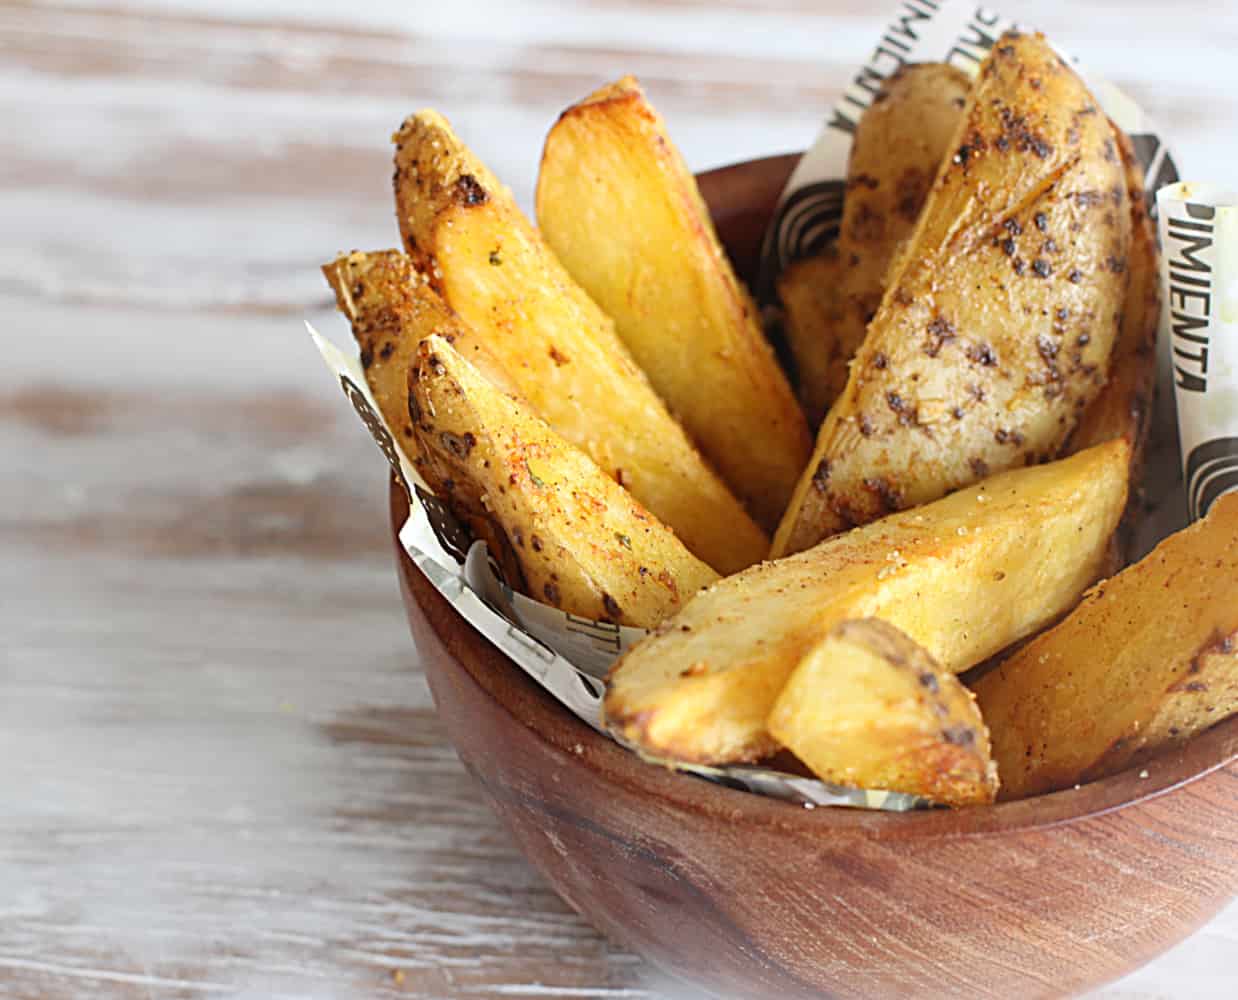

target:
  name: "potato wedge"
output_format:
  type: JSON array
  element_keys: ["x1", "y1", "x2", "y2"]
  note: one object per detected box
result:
[
  {"x1": 393, "y1": 111, "x2": 768, "y2": 575},
  {"x1": 825, "y1": 63, "x2": 972, "y2": 407},
  {"x1": 777, "y1": 66, "x2": 969, "y2": 427},
  {"x1": 322, "y1": 250, "x2": 527, "y2": 584},
  {"x1": 322, "y1": 250, "x2": 521, "y2": 439},
  {"x1": 1068, "y1": 124, "x2": 1159, "y2": 474},
  {"x1": 1066, "y1": 126, "x2": 1159, "y2": 570},
  {"x1": 605, "y1": 439, "x2": 1129, "y2": 763},
  {"x1": 974, "y1": 493, "x2": 1238, "y2": 800},
  {"x1": 536, "y1": 77, "x2": 811, "y2": 530},
  {"x1": 409, "y1": 334, "x2": 719, "y2": 628},
  {"x1": 776, "y1": 247, "x2": 846, "y2": 426},
  {"x1": 772, "y1": 33, "x2": 1131, "y2": 557},
  {"x1": 769, "y1": 619, "x2": 998, "y2": 807}
]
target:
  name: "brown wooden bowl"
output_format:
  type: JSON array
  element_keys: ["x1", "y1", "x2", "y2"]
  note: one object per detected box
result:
[{"x1": 393, "y1": 155, "x2": 1238, "y2": 999}]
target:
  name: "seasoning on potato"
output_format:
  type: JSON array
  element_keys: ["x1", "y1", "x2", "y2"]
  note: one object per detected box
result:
[
  {"x1": 537, "y1": 76, "x2": 812, "y2": 531},
  {"x1": 773, "y1": 32, "x2": 1132, "y2": 558},
  {"x1": 605, "y1": 439, "x2": 1130, "y2": 765},
  {"x1": 322, "y1": 250, "x2": 526, "y2": 584},
  {"x1": 1067, "y1": 127, "x2": 1160, "y2": 486},
  {"x1": 409, "y1": 335, "x2": 719, "y2": 629},
  {"x1": 322, "y1": 250, "x2": 522, "y2": 426},
  {"x1": 769, "y1": 618, "x2": 998, "y2": 807},
  {"x1": 780, "y1": 63, "x2": 971, "y2": 424},
  {"x1": 974, "y1": 492, "x2": 1238, "y2": 800},
  {"x1": 392, "y1": 111, "x2": 768, "y2": 576}
]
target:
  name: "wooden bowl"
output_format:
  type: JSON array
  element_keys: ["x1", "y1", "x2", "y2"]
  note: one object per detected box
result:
[{"x1": 393, "y1": 155, "x2": 1238, "y2": 999}]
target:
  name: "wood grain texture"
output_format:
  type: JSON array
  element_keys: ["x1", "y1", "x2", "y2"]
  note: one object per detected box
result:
[{"x1": 3, "y1": 0, "x2": 1236, "y2": 996}]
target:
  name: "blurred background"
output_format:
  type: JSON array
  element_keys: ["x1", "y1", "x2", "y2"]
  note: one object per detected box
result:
[{"x1": 4, "y1": 1, "x2": 1237, "y2": 997}]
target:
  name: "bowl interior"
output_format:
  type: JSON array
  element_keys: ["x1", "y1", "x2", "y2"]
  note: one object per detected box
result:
[{"x1": 393, "y1": 153, "x2": 1238, "y2": 832}]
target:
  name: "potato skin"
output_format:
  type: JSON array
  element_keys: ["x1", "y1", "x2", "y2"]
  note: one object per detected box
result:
[
  {"x1": 778, "y1": 65, "x2": 969, "y2": 427},
  {"x1": 974, "y1": 494, "x2": 1238, "y2": 800},
  {"x1": 777, "y1": 248, "x2": 846, "y2": 427},
  {"x1": 770, "y1": 619, "x2": 998, "y2": 807},
  {"x1": 827, "y1": 63, "x2": 971, "y2": 409},
  {"x1": 773, "y1": 33, "x2": 1131, "y2": 558},
  {"x1": 322, "y1": 250, "x2": 521, "y2": 432},
  {"x1": 1066, "y1": 123, "x2": 1160, "y2": 565},
  {"x1": 410, "y1": 335, "x2": 719, "y2": 629},
  {"x1": 537, "y1": 77, "x2": 811, "y2": 531},
  {"x1": 605, "y1": 440, "x2": 1129, "y2": 764},
  {"x1": 322, "y1": 250, "x2": 526, "y2": 584},
  {"x1": 392, "y1": 111, "x2": 768, "y2": 575}
]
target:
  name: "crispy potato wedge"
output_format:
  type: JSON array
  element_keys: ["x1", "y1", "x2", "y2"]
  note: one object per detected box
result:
[
  {"x1": 392, "y1": 111, "x2": 767, "y2": 575},
  {"x1": 772, "y1": 33, "x2": 1131, "y2": 557},
  {"x1": 974, "y1": 493, "x2": 1238, "y2": 800},
  {"x1": 322, "y1": 250, "x2": 521, "y2": 432},
  {"x1": 777, "y1": 247, "x2": 846, "y2": 426},
  {"x1": 1068, "y1": 125, "x2": 1159, "y2": 477},
  {"x1": 322, "y1": 250, "x2": 525, "y2": 583},
  {"x1": 1066, "y1": 126, "x2": 1159, "y2": 570},
  {"x1": 605, "y1": 439, "x2": 1129, "y2": 763},
  {"x1": 777, "y1": 66, "x2": 968, "y2": 427},
  {"x1": 409, "y1": 334, "x2": 719, "y2": 628},
  {"x1": 769, "y1": 619, "x2": 998, "y2": 806},
  {"x1": 825, "y1": 63, "x2": 972, "y2": 406},
  {"x1": 536, "y1": 77, "x2": 811, "y2": 530}
]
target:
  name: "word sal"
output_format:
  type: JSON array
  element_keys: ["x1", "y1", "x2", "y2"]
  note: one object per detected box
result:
[{"x1": 1164, "y1": 202, "x2": 1216, "y2": 394}]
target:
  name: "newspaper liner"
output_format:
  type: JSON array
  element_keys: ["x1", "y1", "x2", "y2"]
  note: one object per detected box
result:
[
  {"x1": 1156, "y1": 183, "x2": 1238, "y2": 522},
  {"x1": 312, "y1": 0, "x2": 1192, "y2": 811}
]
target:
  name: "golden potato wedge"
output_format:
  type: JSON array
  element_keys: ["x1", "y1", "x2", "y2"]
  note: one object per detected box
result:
[
  {"x1": 1068, "y1": 124, "x2": 1159, "y2": 475},
  {"x1": 322, "y1": 250, "x2": 521, "y2": 439},
  {"x1": 536, "y1": 77, "x2": 811, "y2": 530},
  {"x1": 409, "y1": 335, "x2": 719, "y2": 628},
  {"x1": 393, "y1": 111, "x2": 767, "y2": 575},
  {"x1": 322, "y1": 250, "x2": 528, "y2": 584},
  {"x1": 777, "y1": 66, "x2": 969, "y2": 427},
  {"x1": 776, "y1": 247, "x2": 846, "y2": 426},
  {"x1": 827, "y1": 64, "x2": 972, "y2": 404},
  {"x1": 974, "y1": 492, "x2": 1238, "y2": 800},
  {"x1": 605, "y1": 439, "x2": 1129, "y2": 763},
  {"x1": 1066, "y1": 126, "x2": 1159, "y2": 571},
  {"x1": 769, "y1": 619, "x2": 998, "y2": 807},
  {"x1": 773, "y1": 33, "x2": 1131, "y2": 557}
]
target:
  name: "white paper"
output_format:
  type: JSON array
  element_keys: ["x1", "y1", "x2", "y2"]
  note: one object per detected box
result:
[{"x1": 1156, "y1": 183, "x2": 1238, "y2": 521}]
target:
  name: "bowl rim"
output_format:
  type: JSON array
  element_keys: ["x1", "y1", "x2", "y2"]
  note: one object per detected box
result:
[{"x1": 392, "y1": 479, "x2": 1238, "y2": 840}]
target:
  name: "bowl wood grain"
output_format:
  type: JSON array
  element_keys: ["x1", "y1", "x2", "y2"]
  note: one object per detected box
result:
[{"x1": 394, "y1": 155, "x2": 1238, "y2": 1000}]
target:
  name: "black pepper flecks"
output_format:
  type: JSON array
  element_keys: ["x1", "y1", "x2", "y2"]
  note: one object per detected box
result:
[
  {"x1": 439, "y1": 430, "x2": 476, "y2": 459},
  {"x1": 811, "y1": 459, "x2": 831, "y2": 494},
  {"x1": 925, "y1": 316, "x2": 957, "y2": 357},
  {"x1": 454, "y1": 173, "x2": 488, "y2": 206},
  {"x1": 942, "y1": 726, "x2": 977, "y2": 747},
  {"x1": 862, "y1": 476, "x2": 903, "y2": 513},
  {"x1": 968, "y1": 342, "x2": 998, "y2": 367},
  {"x1": 601, "y1": 593, "x2": 622, "y2": 621}
]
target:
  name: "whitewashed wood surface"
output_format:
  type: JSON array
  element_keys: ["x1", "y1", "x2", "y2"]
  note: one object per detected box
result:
[{"x1": 3, "y1": 1, "x2": 1236, "y2": 997}]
